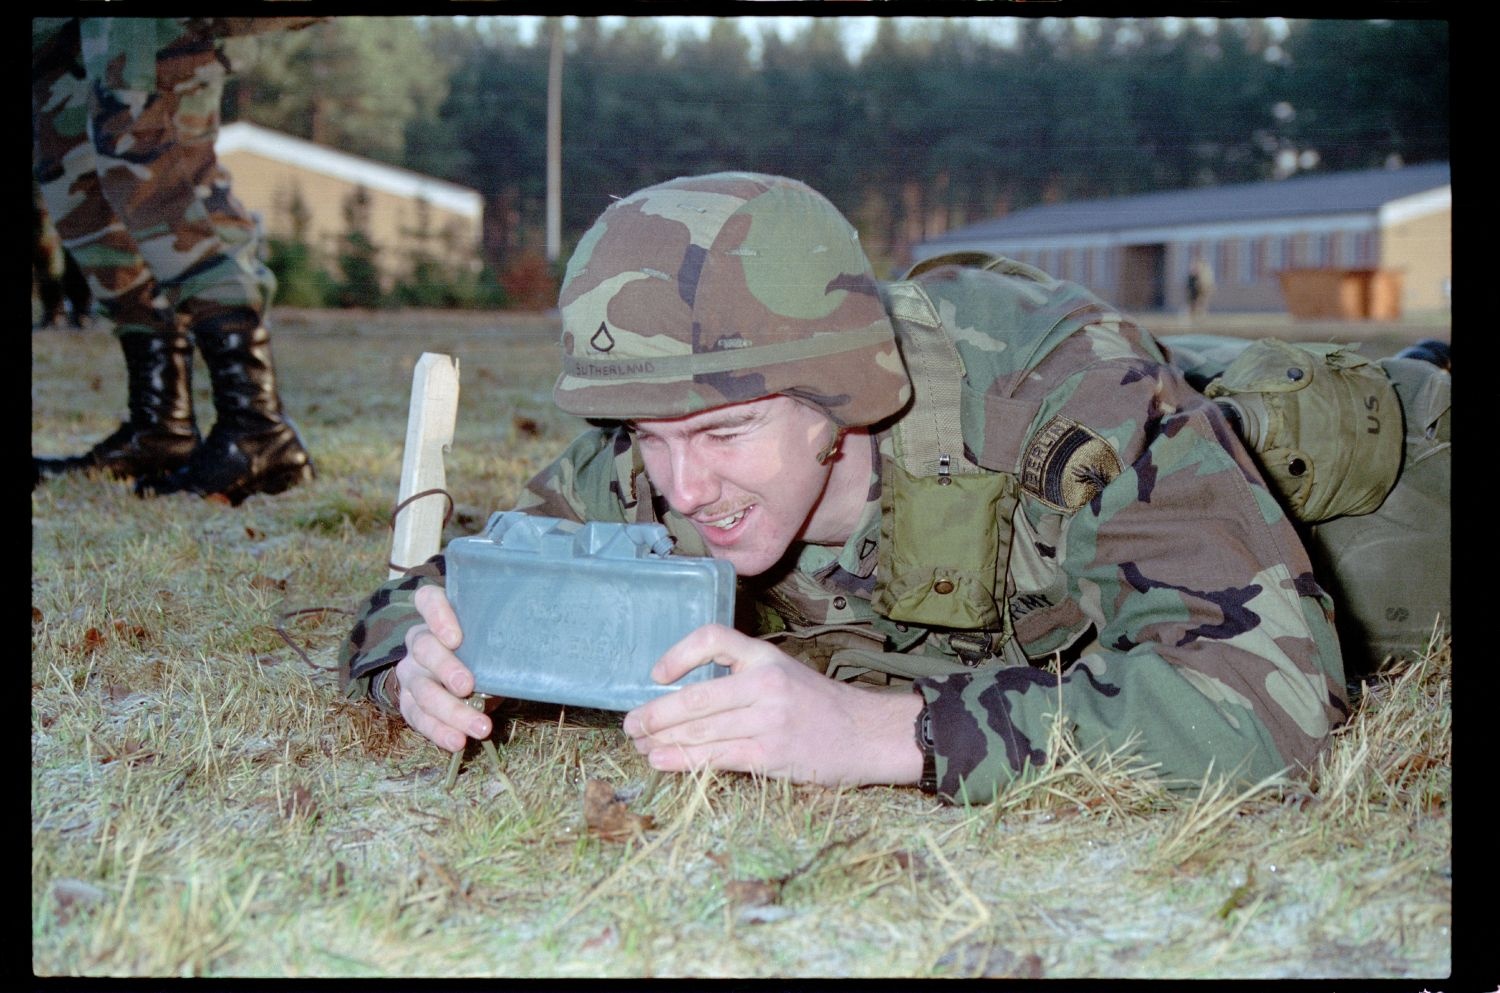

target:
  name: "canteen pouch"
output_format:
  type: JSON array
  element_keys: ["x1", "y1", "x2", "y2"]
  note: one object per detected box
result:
[{"x1": 1205, "y1": 338, "x2": 1403, "y2": 522}]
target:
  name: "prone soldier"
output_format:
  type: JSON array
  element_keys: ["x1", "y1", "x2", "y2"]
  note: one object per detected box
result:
[
  {"x1": 32, "y1": 183, "x2": 91, "y2": 329},
  {"x1": 342, "y1": 172, "x2": 1448, "y2": 803}
]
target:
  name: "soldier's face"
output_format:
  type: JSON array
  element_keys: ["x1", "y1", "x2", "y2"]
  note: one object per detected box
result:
[{"x1": 630, "y1": 396, "x2": 843, "y2": 577}]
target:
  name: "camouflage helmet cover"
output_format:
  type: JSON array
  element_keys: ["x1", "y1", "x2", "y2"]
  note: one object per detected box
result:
[{"x1": 554, "y1": 172, "x2": 912, "y2": 426}]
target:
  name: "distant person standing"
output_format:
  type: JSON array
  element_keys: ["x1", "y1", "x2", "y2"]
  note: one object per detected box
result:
[
  {"x1": 32, "y1": 182, "x2": 91, "y2": 330},
  {"x1": 1186, "y1": 258, "x2": 1215, "y2": 321},
  {"x1": 31, "y1": 17, "x2": 318, "y2": 504}
]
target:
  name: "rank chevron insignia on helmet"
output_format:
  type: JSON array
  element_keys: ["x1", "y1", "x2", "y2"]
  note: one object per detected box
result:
[{"x1": 590, "y1": 323, "x2": 616, "y2": 353}]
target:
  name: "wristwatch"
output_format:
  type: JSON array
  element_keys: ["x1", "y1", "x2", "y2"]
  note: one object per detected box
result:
[
  {"x1": 373, "y1": 667, "x2": 402, "y2": 715},
  {"x1": 914, "y1": 698, "x2": 939, "y2": 795}
]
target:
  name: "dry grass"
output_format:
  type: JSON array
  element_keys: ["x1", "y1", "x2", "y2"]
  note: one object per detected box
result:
[{"x1": 31, "y1": 309, "x2": 1454, "y2": 979}]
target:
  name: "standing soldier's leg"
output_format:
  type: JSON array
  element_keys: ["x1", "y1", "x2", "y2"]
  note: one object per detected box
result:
[
  {"x1": 81, "y1": 18, "x2": 313, "y2": 504},
  {"x1": 32, "y1": 17, "x2": 199, "y2": 486}
]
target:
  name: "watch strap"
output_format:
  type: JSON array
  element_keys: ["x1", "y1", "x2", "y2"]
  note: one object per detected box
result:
[{"x1": 914, "y1": 698, "x2": 938, "y2": 794}]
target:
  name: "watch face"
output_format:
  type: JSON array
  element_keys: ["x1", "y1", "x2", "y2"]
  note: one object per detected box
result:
[{"x1": 919, "y1": 708, "x2": 936, "y2": 751}]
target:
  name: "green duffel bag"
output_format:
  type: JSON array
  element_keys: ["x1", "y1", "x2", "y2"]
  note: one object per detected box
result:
[{"x1": 1303, "y1": 355, "x2": 1451, "y2": 673}]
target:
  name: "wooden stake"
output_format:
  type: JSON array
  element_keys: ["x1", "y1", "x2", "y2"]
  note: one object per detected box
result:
[
  {"x1": 390, "y1": 353, "x2": 504, "y2": 789},
  {"x1": 390, "y1": 353, "x2": 460, "y2": 579}
]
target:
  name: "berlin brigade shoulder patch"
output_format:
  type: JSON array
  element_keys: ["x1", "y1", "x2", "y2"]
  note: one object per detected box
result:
[{"x1": 1021, "y1": 416, "x2": 1122, "y2": 511}]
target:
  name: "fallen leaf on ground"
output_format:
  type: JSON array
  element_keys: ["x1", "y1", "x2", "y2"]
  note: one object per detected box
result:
[
  {"x1": 51, "y1": 879, "x2": 107, "y2": 923},
  {"x1": 735, "y1": 903, "x2": 795, "y2": 925},
  {"x1": 888, "y1": 848, "x2": 936, "y2": 881},
  {"x1": 327, "y1": 861, "x2": 349, "y2": 897},
  {"x1": 417, "y1": 849, "x2": 470, "y2": 901},
  {"x1": 581, "y1": 926, "x2": 616, "y2": 951},
  {"x1": 1395, "y1": 753, "x2": 1439, "y2": 776},
  {"x1": 706, "y1": 854, "x2": 778, "y2": 908},
  {"x1": 725, "y1": 878, "x2": 782, "y2": 908},
  {"x1": 281, "y1": 785, "x2": 319, "y2": 820},
  {"x1": 75, "y1": 622, "x2": 152, "y2": 655},
  {"x1": 99, "y1": 738, "x2": 155, "y2": 766},
  {"x1": 112, "y1": 619, "x2": 150, "y2": 645},
  {"x1": 582, "y1": 779, "x2": 655, "y2": 840}
]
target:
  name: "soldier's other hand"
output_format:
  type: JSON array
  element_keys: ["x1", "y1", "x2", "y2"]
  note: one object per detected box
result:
[
  {"x1": 621, "y1": 624, "x2": 924, "y2": 789},
  {"x1": 394, "y1": 585, "x2": 492, "y2": 752}
]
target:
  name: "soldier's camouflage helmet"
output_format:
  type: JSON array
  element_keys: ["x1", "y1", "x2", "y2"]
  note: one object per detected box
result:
[{"x1": 553, "y1": 172, "x2": 912, "y2": 426}]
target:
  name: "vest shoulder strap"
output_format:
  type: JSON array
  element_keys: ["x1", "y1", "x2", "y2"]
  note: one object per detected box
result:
[{"x1": 881, "y1": 280, "x2": 982, "y2": 478}]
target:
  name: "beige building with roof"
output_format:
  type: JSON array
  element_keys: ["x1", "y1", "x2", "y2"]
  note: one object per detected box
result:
[
  {"x1": 913, "y1": 162, "x2": 1451, "y2": 318},
  {"x1": 215, "y1": 121, "x2": 483, "y2": 290}
]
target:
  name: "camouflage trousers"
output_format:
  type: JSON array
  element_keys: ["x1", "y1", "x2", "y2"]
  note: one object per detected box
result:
[{"x1": 31, "y1": 17, "x2": 275, "y2": 338}]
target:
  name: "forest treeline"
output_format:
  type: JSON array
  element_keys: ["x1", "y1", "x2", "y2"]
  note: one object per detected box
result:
[{"x1": 225, "y1": 15, "x2": 1448, "y2": 286}]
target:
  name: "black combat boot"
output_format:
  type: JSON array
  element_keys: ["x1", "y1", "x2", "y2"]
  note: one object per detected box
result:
[
  {"x1": 142, "y1": 312, "x2": 314, "y2": 504},
  {"x1": 33, "y1": 330, "x2": 200, "y2": 486}
]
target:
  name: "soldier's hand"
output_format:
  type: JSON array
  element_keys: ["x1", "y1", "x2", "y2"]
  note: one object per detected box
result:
[
  {"x1": 394, "y1": 585, "x2": 493, "y2": 752},
  {"x1": 621, "y1": 624, "x2": 924, "y2": 789}
]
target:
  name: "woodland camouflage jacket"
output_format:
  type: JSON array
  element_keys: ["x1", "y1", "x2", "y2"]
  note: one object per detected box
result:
[{"x1": 341, "y1": 263, "x2": 1349, "y2": 805}]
